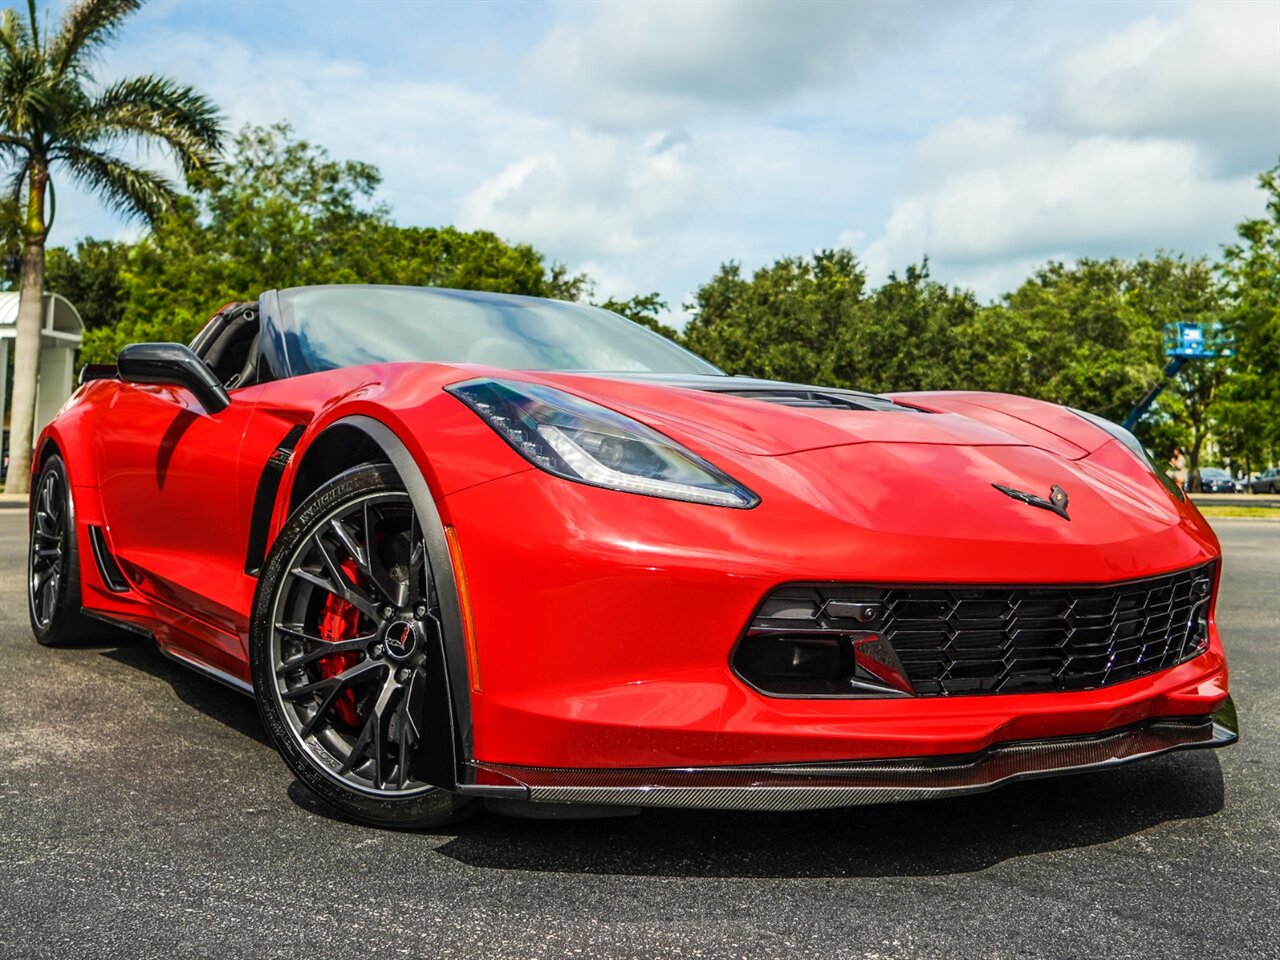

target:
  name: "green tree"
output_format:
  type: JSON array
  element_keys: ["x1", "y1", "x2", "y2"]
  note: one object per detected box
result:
[
  {"x1": 683, "y1": 251, "x2": 980, "y2": 392},
  {"x1": 0, "y1": 0, "x2": 222, "y2": 493},
  {"x1": 1128, "y1": 255, "x2": 1227, "y2": 489},
  {"x1": 1218, "y1": 164, "x2": 1280, "y2": 469},
  {"x1": 838, "y1": 261, "x2": 979, "y2": 393},
  {"x1": 43, "y1": 237, "x2": 129, "y2": 328},
  {"x1": 82, "y1": 123, "x2": 589, "y2": 362},
  {"x1": 967, "y1": 259, "x2": 1162, "y2": 418},
  {"x1": 596, "y1": 292, "x2": 681, "y2": 341},
  {"x1": 682, "y1": 250, "x2": 867, "y2": 385}
]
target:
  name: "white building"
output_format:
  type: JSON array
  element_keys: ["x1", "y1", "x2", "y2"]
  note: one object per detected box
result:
[{"x1": 0, "y1": 292, "x2": 86, "y2": 446}]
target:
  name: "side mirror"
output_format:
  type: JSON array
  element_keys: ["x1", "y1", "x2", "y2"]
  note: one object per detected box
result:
[{"x1": 117, "y1": 342, "x2": 231, "y2": 415}]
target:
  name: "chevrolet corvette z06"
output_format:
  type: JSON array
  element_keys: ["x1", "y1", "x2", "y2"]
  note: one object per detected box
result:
[{"x1": 28, "y1": 284, "x2": 1236, "y2": 827}]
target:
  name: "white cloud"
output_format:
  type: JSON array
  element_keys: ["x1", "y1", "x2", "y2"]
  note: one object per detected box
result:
[
  {"x1": 43, "y1": 0, "x2": 1279, "y2": 323},
  {"x1": 1055, "y1": 0, "x2": 1279, "y2": 167},
  {"x1": 526, "y1": 0, "x2": 924, "y2": 128},
  {"x1": 456, "y1": 128, "x2": 707, "y2": 262},
  {"x1": 860, "y1": 115, "x2": 1260, "y2": 298}
]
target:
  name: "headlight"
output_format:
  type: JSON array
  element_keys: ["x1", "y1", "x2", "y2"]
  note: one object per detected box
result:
[
  {"x1": 446, "y1": 378, "x2": 760, "y2": 509},
  {"x1": 1069, "y1": 407, "x2": 1185, "y2": 501}
]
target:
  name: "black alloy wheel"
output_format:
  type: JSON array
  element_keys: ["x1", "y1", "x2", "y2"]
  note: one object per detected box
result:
[
  {"x1": 250, "y1": 464, "x2": 470, "y2": 828},
  {"x1": 28, "y1": 455, "x2": 95, "y2": 646}
]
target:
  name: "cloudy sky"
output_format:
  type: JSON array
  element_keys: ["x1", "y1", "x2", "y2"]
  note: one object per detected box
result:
[{"x1": 42, "y1": 0, "x2": 1280, "y2": 324}]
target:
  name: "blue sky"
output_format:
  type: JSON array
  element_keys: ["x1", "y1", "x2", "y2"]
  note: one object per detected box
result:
[{"x1": 32, "y1": 0, "x2": 1280, "y2": 324}]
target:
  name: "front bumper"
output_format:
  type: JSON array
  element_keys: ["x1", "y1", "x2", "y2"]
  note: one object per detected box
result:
[
  {"x1": 440, "y1": 464, "x2": 1226, "y2": 770},
  {"x1": 459, "y1": 697, "x2": 1237, "y2": 811}
]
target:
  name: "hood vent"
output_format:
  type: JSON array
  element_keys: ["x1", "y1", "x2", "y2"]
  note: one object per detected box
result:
[
  {"x1": 713, "y1": 388, "x2": 907, "y2": 412},
  {"x1": 590, "y1": 373, "x2": 922, "y2": 413}
]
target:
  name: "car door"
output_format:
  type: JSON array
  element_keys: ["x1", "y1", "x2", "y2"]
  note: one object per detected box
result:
[{"x1": 94, "y1": 373, "x2": 257, "y2": 654}]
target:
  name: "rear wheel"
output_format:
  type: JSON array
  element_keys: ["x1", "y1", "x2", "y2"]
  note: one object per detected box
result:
[
  {"x1": 28, "y1": 455, "x2": 97, "y2": 647},
  {"x1": 250, "y1": 464, "x2": 471, "y2": 829}
]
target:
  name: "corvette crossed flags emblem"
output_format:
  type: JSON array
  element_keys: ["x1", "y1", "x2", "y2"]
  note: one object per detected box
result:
[{"x1": 993, "y1": 483, "x2": 1071, "y2": 521}]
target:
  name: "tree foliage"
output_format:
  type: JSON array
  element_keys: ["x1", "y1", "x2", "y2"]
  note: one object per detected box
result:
[
  {"x1": 78, "y1": 123, "x2": 587, "y2": 361},
  {"x1": 23, "y1": 118, "x2": 1280, "y2": 480},
  {"x1": 1217, "y1": 164, "x2": 1280, "y2": 469}
]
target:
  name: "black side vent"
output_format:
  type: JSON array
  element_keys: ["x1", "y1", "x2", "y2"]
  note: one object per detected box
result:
[
  {"x1": 245, "y1": 424, "x2": 307, "y2": 576},
  {"x1": 716, "y1": 389, "x2": 909, "y2": 412},
  {"x1": 87, "y1": 525, "x2": 130, "y2": 592}
]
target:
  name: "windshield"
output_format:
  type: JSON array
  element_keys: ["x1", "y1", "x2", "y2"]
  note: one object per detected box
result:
[
  {"x1": 1200, "y1": 468, "x2": 1229, "y2": 479},
  {"x1": 278, "y1": 285, "x2": 720, "y2": 377}
]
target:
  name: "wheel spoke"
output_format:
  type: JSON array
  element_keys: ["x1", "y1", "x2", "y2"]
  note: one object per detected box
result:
[
  {"x1": 43, "y1": 475, "x2": 60, "y2": 523},
  {"x1": 395, "y1": 670, "x2": 422, "y2": 789},
  {"x1": 275, "y1": 634, "x2": 372, "y2": 676},
  {"x1": 291, "y1": 560, "x2": 378, "y2": 620},
  {"x1": 39, "y1": 578, "x2": 56, "y2": 619},
  {"x1": 406, "y1": 511, "x2": 426, "y2": 607},
  {"x1": 33, "y1": 565, "x2": 55, "y2": 593},
  {"x1": 280, "y1": 657, "x2": 384, "y2": 702},
  {"x1": 338, "y1": 708, "x2": 378, "y2": 776},
  {"x1": 362, "y1": 501, "x2": 407, "y2": 606},
  {"x1": 328, "y1": 517, "x2": 368, "y2": 573},
  {"x1": 368, "y1": 672, "x2": 400, "y2": 789}
]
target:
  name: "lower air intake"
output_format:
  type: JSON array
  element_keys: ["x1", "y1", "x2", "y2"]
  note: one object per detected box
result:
[{"x1": 735, "y1": 562, "x2": 1215, "y2": 697}]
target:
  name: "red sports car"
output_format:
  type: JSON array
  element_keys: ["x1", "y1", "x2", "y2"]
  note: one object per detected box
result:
[{"x1": 28, "y1": 285, "x2": 1236, "y2": 827}]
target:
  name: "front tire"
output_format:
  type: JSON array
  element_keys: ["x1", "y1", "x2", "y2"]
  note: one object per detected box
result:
[
  {"x1": 250, "y1": 464, "x2": 471, "y2": 829},
  {"x1": 28, "y1": 455, "x2": 97, "y2": 647}
]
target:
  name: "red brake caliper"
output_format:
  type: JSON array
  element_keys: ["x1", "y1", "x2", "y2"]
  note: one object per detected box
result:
[{"x1": 315, "y1": 557, "x2": 365, "y2": 728}]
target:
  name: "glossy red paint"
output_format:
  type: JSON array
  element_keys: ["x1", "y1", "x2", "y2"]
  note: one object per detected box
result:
[{"x1": 36, "y1": 359, "x2": 1230, "y2": 773}]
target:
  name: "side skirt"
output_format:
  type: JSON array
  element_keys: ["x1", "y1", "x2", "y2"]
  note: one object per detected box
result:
[{"x1": 80, "y1": 608, "x2": 255, "y2": 697}]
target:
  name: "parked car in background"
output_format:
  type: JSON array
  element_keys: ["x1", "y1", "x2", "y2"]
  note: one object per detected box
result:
[
  {"x1": 1195, "y1": 468, "x2": 1243, "y2": 494},
  {"x1": 1249, "y1": 468, "x2": 1280, "y2": 494}
]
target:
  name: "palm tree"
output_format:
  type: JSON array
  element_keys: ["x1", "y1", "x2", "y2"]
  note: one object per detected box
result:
[{"x1": 0, "y1": 0, "x2": 222, "y2": 494}]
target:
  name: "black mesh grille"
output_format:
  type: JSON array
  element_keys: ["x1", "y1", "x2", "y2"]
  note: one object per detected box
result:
[{"x1": 739, "y1": 563, "x2": 1215, "y2": 697}]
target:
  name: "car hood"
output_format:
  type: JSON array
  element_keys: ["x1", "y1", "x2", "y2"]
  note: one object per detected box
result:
[
  {"x1": 436, "y1": 369, "x2": 1196, "y2": 540},
  {"x1": 466, "y1": 370, "x2": 1095, "y2": 461}
]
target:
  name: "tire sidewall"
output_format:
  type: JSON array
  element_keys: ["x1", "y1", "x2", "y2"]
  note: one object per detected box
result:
[
  {"x1": 249, "y1": 464, "x2": 469, "y2": 829},
  {"x1": 28, "y1": 455, "x2": 86, "y2": 647}
]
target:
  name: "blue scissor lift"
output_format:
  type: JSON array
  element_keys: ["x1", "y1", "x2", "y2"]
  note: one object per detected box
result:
[{"x1": 1121, "y1": 322, "x2": 1235, "y2": 432}]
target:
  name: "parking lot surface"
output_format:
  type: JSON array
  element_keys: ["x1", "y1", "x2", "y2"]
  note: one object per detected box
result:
[{"x1": 1, "y1": 512, "x2": 1277, "y2": 959}]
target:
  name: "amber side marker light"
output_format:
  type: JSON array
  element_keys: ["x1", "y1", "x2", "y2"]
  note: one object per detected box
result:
[{"x1": 444, "y1": 525, "x2": 482, "y2": 692}]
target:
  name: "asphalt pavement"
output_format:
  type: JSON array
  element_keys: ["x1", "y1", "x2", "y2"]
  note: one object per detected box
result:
[{"x1": 1, "y1": 511, "x2": 1277, "y2": 959}]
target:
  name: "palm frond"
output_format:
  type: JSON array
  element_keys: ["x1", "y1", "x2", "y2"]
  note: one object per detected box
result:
[
  {"x1": 49, "y1": 0, "x2": 142, "y2": 75},
  {"x1": 25, "y1": 0, "x2": 39, "y2": 55},
  {"x1": 67, "y1": 74, "x2": 223, "y2": 172},
  {"x1": 55, "y1": 143, "x2": 180, "y2": 222},
  {"x1": 0, "y1": 131, "x2": 32, "y2": 152},
  {"x1": 6, "y1": 153, "x2": 30, "y2": 202},
  {"x1": 0, "y1": 8, "x2": 33, "y2": 64}
]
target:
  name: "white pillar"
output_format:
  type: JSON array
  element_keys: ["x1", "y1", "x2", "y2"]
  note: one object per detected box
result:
[{"x1": 34, "y1": 343, "x2": 75, "y2": 436}]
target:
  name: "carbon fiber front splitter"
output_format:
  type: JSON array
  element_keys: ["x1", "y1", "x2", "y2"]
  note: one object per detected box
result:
[{"x1": 457, "y1": 697, "x2": 1238, "y2": 812}]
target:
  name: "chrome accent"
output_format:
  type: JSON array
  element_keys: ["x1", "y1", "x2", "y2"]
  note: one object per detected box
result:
[{"x1": 459, "y1": 700, "x2": 1237, "y2": 812}]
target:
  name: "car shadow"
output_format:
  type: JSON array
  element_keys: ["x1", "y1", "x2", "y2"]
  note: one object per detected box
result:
[
  {"x1": 431, "y1": 751, "x2": 1226, "y2": 878},
  {"x1": 98, "y1": 640, "x2": 270, "y2": 747},
  {"x1": 91, "y1": 634, "x2": 1228, "y2": 880}
]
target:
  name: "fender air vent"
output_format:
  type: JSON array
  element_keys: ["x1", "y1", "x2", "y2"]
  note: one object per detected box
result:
[{"x1": 88, "y1": 525, "x2": 130, "y2": 592}]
